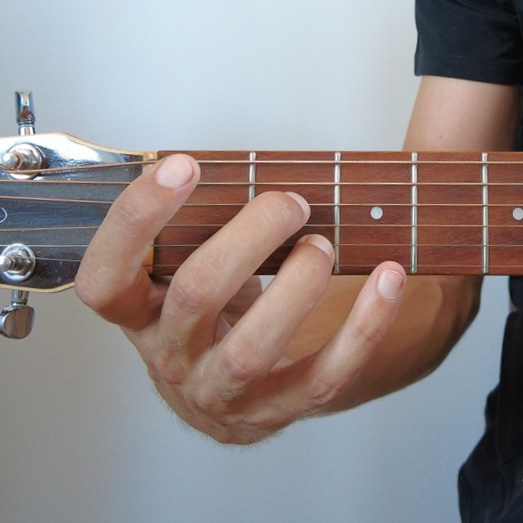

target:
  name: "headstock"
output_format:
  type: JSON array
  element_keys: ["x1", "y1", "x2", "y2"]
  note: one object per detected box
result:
[{"x1": 0, "y1": 91, "x2": 155, "y2": 338}]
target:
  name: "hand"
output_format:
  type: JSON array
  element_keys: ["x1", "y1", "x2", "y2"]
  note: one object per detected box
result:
[{"x1": 76, "y1": 154, "x2": 406, "y2": 444}]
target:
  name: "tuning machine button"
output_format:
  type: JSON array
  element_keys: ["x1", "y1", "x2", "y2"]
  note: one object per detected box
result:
[
  {"x1": 0, "y1": 290, "x2": 35, "y2": 339},
  {"x1": 16, "y1": 91, "x2": 36, "y2": 136},
  {"x1": 0, "y1": 91, "x2": 43, "y2": 179},
  {"x1": 0, "y1": 93, "x2": 40, "y2": 340},
  {"x1": 0, "y1": 244, "x2": 36, "y2": 339}
]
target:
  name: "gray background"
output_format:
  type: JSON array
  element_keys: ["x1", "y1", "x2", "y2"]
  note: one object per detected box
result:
[{"x1": 0, "y1": 1, "x2": 508, "y2": 522}]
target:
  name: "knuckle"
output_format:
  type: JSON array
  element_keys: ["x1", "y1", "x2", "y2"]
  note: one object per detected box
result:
[
  {"x1": 168, "y1": 266, "x2": 219, "y2": 317},
  {"x1": 146, "y1": 352, "x2": 184, "y2": 386},
  {"x1": 307, "y1": 374, "x2": 345, "y2": 410},
  {"x1": 292, "y1": 248, "x2": 330, "y2": 284},
  {"x1": 75, "y1": 265, "x2": 113, "y2": 313},
  {"x1": 111, "y1": 192, "x2": 146, "y2": 235},
  {"x1": 74, "y1": 268, "x2": 96, "y2": 308},
  {"x1": 190, "y1": 387, "x2": 224, "y2": 416},
  {"x1": 352, "y1": 314, "x2": 388, "y2": 348},
  {"x1": 220, "y1": 341, "x2": 268, "y2": 384},
  {"x1": 241, "y1": 409, "x2": 289, "y2": 434},
  {"x1": 76, "y1": 264, "x2": 145, "y2": 322}
]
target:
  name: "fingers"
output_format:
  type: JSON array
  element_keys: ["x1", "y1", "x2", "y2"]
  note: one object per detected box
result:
[
  {"x1": 221, "y1": 276, "x2": 263, "y2": 327},
  {"x1": 76, "y1": 151, "x2": 410, "y2": 446},
  {"x1": 157, "y1": 191, "x2": 311, "y2": 342},
  {"x1": 75, "y1": 154, "x2": 200, "y2": 329},
  {"x1": 157, "y1": 261, "x2": 405, "y2": 444},
  {"x1": 205, "y1": 235, "x2": 335, "y2": 399},
  {"x1": 276, "y1": 261, "x2": 407, "y2": 415},
  {"x1": 147, "y1": 233, "x2": 337, "y2": 443}
]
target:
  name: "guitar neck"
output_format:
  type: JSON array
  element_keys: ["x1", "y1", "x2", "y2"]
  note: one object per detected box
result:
[
  {"x1": 153, "y1": 150, "x2": 523, "y2": 276},
  {"x1": 2, "y1": 145, "x2": 523, "y2": 296}
]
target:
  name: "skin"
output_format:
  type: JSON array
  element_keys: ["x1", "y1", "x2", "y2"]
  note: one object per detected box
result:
[{"x1": 75, "y1": 76, "x2": 521, "y2": 444}]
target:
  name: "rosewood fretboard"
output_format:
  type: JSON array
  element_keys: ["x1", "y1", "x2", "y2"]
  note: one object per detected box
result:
[{"x1": 153, "y1": 150, "x2": 523, "y2": 276}]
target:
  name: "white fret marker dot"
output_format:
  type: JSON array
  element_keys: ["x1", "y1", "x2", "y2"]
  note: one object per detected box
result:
[
  {"x1": 513, "y1": 207, "x2": 523, "y2": 221},
  {"x1": 370, "y1": 206, "x2": 384, "y2": 221}
]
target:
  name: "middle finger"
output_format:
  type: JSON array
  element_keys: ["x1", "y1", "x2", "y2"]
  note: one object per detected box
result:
[{"x1": 158, "y1": 191, "x2": 311, "y2": 345}]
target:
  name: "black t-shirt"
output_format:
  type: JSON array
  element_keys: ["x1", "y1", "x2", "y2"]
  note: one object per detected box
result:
[
  {"x1": 415, "y1": 2, "x2": 523, "y2": 522},
  {"x1": 415, "y1": 0, "x2": 523, "y2": 85},
  {"x1": 415, "y1": 1, "x2": 523, "y2": 307}
]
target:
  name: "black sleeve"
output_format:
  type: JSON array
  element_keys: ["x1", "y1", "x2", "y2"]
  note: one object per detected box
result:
[{"x1": 415, "y1": 0, "x2": 523, "y2": 84}]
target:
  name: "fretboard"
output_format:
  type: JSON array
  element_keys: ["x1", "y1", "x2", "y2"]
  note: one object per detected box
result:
[{"x1": 152, "y1": 150, "x2": 523, "y2": 276}]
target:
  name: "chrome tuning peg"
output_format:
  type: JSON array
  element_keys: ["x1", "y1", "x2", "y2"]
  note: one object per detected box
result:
[
  {"x1": 0, "y1": 245, "x2": 37, "y2": 339},
  {"x1": 0, "y1": 90, "x2": 39, "y2": 340},
  {"x1": 0, "y1": 290, "x2": 35, "y2": 339},
  {"x1": 0, "y1": 91, "x2": 43, "y2": 178},
  {"x1": 15, "y1": 91, "x2": 36, "y2": 135}
]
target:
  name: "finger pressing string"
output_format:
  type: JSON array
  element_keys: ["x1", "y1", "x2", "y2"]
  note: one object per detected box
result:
[{"x1": 75, "y1": 154, "x2": 200, "y2": 329}]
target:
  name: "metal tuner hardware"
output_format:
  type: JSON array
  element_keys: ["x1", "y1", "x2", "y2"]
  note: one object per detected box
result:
[
  {"x1": 1, "y1": 92, "x2": 43, "y2": 180},
  {"x1": 0, "y1": 90, "x2": 152, "y2": 340},
  {"x1": 1, "y1": 92, "x2": 38, "y2": 338},
  {"x1": 0, "y1": 290, "x2": 34, "y2": 340}
]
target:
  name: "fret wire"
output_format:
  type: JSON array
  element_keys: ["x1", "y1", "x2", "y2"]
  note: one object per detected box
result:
[
  {"x1": 248, "y1": 152, "x2": 256, "y2": 201},
  {"x1": 333, "y1": 152, "x2": 341, "y2": 274},
  {"x1": 484, "y1": 167, "x2": 492, "y2": 275},
  {"x1": 411, "y1": 152, "x2": 418, "y2": 274}
]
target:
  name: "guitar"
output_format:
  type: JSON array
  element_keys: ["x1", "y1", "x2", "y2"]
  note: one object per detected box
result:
[{"x1": 1, "y1": 92, "x2": 522, "y2": 338}]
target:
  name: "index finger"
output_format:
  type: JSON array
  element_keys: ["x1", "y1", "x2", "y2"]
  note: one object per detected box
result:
[{"x1": 75, "y1": 154, "x2": 200, "y2": 329}]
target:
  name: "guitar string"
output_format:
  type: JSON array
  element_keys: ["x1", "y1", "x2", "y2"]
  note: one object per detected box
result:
[
  {"x1": 3, "y1": 194, "x2": 523, "y2": 208},
  {"x1": 149, "y1": 262, "x2": 523, "y2": 270},
  {"x1": 4, "y1": 158, "x2": 523, "y2": 271},
  {"x1": 7, "y1": 156, "x2": 523, "y2": 177},
  {"x1": 13, "y1": 237, "x2": 523, "y2": 267},
  {"x1": 3, "y1": 156, "x2": 523, "y2": 261},
  {"x1": 0, "y1": 179, "x2": 523, "y2": 187},
  {"x1": 0, "y1": 180, "x2": 523, "y2": 191},
  {"x1": 2, "y1": 221, "x2": 523, "y2": 232},
  {"x1": 1, "y1": 222, "x2": 523, "y2": 234},
  {"x1": 16, "y1": 256, "x2": 523, "y2": 272},
  {"x1": 22, "y1": 241, "x2": 523, "y2": 249},
  {"x1": 4, "y1": 179, "x2": 523, "y2": 188}
]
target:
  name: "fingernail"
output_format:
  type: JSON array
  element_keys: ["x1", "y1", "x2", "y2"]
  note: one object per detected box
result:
[
  {"x1": 155, "y1": 155, "x2": 195, "y2": 189},
  {"x1": 285, "y1": 192, "x2": 311, "y2": 218},
  {"x1": 377, "y1": 270, "x2": 404, "y2": 299},
  {"x1": 298, "y1": 235, "x2": 334, "y2": 258}
]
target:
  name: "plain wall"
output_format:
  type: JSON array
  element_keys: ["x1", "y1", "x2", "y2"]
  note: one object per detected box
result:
[{"x1": 0, "y1": 2, "x2": 508, "y2": 522}]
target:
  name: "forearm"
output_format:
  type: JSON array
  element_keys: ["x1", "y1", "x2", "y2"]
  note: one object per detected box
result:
[
  {"x1": 365, "y1": 275, "x2": 482, "y2": 393},
  {"x1": 286, "y1": 274, "x2": 481, "y2": 408},
  {"x1": 346, "y1": 274, "x2": 482, "y2": 407},
  {"x1": 289, "y1": 76, "x2": 520, "y2": 411}
]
